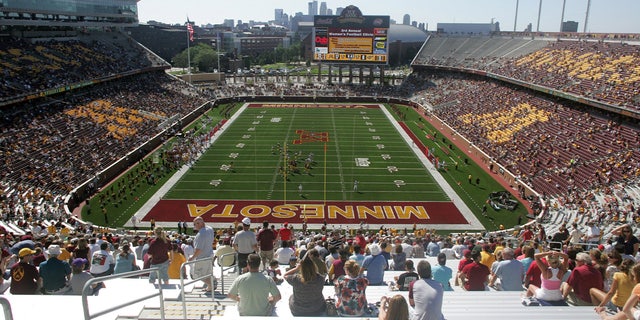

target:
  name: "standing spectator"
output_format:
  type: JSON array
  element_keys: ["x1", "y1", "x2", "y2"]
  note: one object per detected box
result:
[
  {"x1": 562, "y1": 252, "x2": 604, "y2": 305},
  {"x1": 335, "y1": 260, "x2": 369, "y2": 316},
  {"x1": 278, "y1": 222, "x2": 292, "y2": 244},
  {"x1": 489, "y1": 248, "x2": 524, "y2": 291},
  {"x1": 568, "y1": 223, "x2": 584, "y2": 246},
  {"x1": 10, "y1": 248, "x2": 40, "y2": 294},
  {"x1": 432, "y1": 253, "x2": 453, "y2": 291},
  {"x1": 227, "y1": 254, "x2": 281, "y2": 316},
  {"x1": 360, "y1": 243, "x2": 388, "y2": 285},
  {"x1": 459, "y1": 250, "x2": 490, "y2": 291},
  {"x1": 89, "y1": 242, "x2": 115, "y2": 277},
  {"x1": 283, "y1": 252, "x2": 326, "y2": 316},
  {"x1": 114, "y1": 244, "x2": 136, "y2": 274},
  {"x1": 378, "y1": 295, "x2": 410, "y2": 320},
  {"x1": 189, "y1": 217, "x2": 215, "y2": 292},
  {"x1": 394, "y1": 260, "x2": 419, "y2": 291},
  {"x1": 147, "y1": 227, "x2": 170, "y2": 285},
  {"x1": 168, "y1": 243, "x2": 186, "y2": 279},
  {"x1": 233, "y1": 217, "x2": 258, "y2": 274},
  {"x1": 257, "y1": 220, "x2": 277, "y2": 271},
  {"x1": 409, "y1": 260, "x2": 445, "y2": 320}
]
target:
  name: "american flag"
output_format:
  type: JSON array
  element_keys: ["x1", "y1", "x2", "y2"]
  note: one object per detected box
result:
[{"x1": 187, "y1": 23, "x2": 194, "y2": 42}]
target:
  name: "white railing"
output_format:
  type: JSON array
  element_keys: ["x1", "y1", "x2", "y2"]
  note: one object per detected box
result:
[{"x1": 81, "y1": 268, "x2": 165, "y2": 320}]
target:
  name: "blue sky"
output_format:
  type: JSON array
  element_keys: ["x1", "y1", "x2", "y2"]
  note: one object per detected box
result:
[{"x1": 137, "y1": 0, "x2": 640, "y2": 33}]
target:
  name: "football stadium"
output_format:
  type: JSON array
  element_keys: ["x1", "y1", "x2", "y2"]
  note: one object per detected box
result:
[{"x1": 1, "y1": 1, "x2": 639, "y2": 319}]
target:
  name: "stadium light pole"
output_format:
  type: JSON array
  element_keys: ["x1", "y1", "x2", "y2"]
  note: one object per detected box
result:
[
  {"x1": 513, "y1": 0, "x2": 519, "y2": 32},
  {"x1": 536, "y1": 0, "x2": 543, "y2": 32},
  {"x1": 583, "y1": 0, "x2": 591, "y2": 33},
  {"x1": 560, "y1": 0, "x2": 567, "y2": 32}
]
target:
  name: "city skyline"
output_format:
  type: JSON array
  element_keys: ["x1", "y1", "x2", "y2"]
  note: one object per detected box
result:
[{"x1": 138, "y1": 0, "x2": 640, "y2": 33}]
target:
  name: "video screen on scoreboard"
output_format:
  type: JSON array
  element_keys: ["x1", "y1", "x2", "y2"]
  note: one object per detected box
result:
[{"x1": 313, "y1": 7, "x2": 389, "y2": 65}]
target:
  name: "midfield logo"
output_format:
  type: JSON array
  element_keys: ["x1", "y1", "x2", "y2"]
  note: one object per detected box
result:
[{"x1": 293, "y1": 130, "x2": 329, "y2": 144}]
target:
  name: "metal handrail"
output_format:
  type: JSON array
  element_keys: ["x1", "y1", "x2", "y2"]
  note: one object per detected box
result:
[
  {"x1": 0, "y1": 297, "x2": 14, "y2": 320},
  {"x1": 179, "y1": 256, "x2": 216, "y2": 320},
  {"x1": 82, "y1": 267, "x2": 165, "y2": 320}
]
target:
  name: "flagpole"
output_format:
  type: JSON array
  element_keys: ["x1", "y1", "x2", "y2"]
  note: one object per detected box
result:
[
  {"x1": 186, "y1": 18, "x2": 192, "y2": 83},
  {"x1": 283, "y1": 142, "x2": 287, "y2": 204}
]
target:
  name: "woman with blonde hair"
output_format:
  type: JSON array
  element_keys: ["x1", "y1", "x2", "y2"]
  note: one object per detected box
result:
[
  {"x1": 334, "y1": 259, "x2": 369, "y2": 316},
  {"x1": 525, "y1": 250, "x2": 569, "y2": 301},
  {"x1": 283, "y1": 252, "x2": 326, "y2": 316},
  {"x1": 378, "y1": 294, "x2": 410, "y2": 320},
  {"x1": 591, "y1": 258, "x2": 636, "y2": 312},
  {"x1": 147, "y1": 227, "x2": 171, "y2": 285}
]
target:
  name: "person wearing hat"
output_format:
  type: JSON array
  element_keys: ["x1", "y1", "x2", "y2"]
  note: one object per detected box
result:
[
  {"x1": 233, "y1": 217, "x2": 258, "y2": 274},
  {"x1": 69, "y1": 258, "x2": 97, "y2": 295},
  {"x1": 38, "y1": 244, "x2": 71, "y2": 294},
  {"x1": 10, "y1": 248, "x2": 40, "y2": 294},
  {"x1": 562, "y1": 252, "x2": 603, "y2": 305},
  {"x1": 359, "y1": 243, "x2": 388, "y2": 285}
]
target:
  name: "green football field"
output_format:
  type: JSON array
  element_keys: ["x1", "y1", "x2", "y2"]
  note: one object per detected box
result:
[{"x1": 165, "y1": 103, "x2": 450, "y2": 203}]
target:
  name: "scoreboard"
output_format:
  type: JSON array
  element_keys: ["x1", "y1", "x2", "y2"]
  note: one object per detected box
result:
[{"x1": 313, "y1": 6, "x2": 389, "y2": 65}]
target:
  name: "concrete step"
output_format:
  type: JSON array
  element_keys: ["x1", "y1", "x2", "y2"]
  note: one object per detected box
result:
[{"x1": 137, "y1": 301, "x2": 227, "y2": 320}]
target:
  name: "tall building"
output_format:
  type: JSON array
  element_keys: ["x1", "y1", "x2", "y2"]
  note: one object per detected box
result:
[
  {"x1": 336, "y1": 7, "x2": 344, "y2": 15},
  {"x1": 223, "y1": 19, "x2": 234, "y2": 28},
  {"x1": 275, "y1": 9, "x2": 284, "y2": 22},
  {"x1": 319, "y1": 2, "x2": 327, "y2": 15},
  {"x1": 403, "y1": 14, "x2": 411, "y2": 25},
  {"x1": 308, "y1": 1, "x2": 318, "y2": 16},
  {"x1": 327, "y1": 9, "x2": 333, "y2": 16}
]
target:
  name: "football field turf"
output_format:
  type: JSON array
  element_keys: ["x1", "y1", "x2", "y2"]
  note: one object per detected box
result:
[{"x1": 142, "y1": 103, "x2": 480, "y2": 229}]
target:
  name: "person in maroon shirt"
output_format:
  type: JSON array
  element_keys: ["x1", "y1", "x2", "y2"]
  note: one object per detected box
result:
[
  {"x1": 10, "y1": 248, "x2": 40, "y2": 294},
  {"x1": 459, "y1": 250, "x2": 490, "y2": 291},
  {"x1": 562, "y1": 252, "x2": 603, "y2": 305},
  {"x1": 257, "y1": 221, "x2": 277, "y2": 270},
  {"x1": 147, "y1": 227, "x2": 171, "y2": 285}
]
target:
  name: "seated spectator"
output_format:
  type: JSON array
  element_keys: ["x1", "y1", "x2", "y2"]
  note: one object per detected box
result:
[
  {"x1": 378, "y1": 294, "x2": 410, "y2": 320},
  {"x1": 489, "y1": 248, "x2": 524, "y2": 291},
  {"x1": 360, "y1": 244, "x2": 388, "y2": 285},
  {"x1": 409, "y1": 260, "x2": 445, "y2": 320},
  {"x1": 39, "y1": 245, "x2": 71, "y2": 294},
  {"x1": 432, "y1": 253, "x2": 454, "y2": 291},
  {"x1": 274, "y1": 240, "x2": 295, "y2": 265},
  {"x1": 283, "y1": 252, "x2": 326, "y2": 316},
  {"x1": 394, "y1": 260, "x2": 419, "y2": 291},
  {"x1": 68, "y1": 258, "x2": 98, "y2": 295},
  {"x1": 265, "y1": 260, "x2": 284, "y2": 285},
  {"x1": 390, "y1": 243, "x2": 407, "y2": 271},
  {"x1": 526, "y1": 251, "x2": 569, "y2": 301},
  {"x1": 562, "y1": 252, "x2": 604, "y2": 305},
  {"x1": 595, "y1": 264, "x2": 640, "y2": 320},
  {"x1": 591, "y1": 258, "x2": 636, "y2": 312},
  {"x1": 459, "y1": 250, "x2": 490, "y2": 291},
  {"x1": 10, "y1": 248, "x2": 40, "y2": 295},
  {"x1": 334, "y1": 259, "x2": 369, "y2": 317}
]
